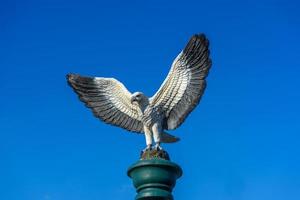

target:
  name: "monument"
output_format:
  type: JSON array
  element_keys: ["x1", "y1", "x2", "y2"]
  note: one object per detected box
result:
[{"x1": 67, "y1": 33, "x2": 211, "y2": 199}]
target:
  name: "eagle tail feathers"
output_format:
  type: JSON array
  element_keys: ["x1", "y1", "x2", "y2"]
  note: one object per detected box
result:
[{"x1": 161, "y1": 131, "x2": 180, "y2": 143}]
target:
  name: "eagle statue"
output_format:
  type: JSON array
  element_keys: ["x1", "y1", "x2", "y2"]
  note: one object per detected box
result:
[{"x1": 67, "y1": 33, "x2": 211, "y2": 151}]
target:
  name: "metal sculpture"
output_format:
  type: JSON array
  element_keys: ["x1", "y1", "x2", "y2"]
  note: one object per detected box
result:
[{"x1": 67, "y1": 34, "x2": 211, "y2": 151}]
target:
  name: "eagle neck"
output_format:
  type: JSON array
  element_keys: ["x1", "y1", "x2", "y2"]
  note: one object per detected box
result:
[{"x1": 138, "y1": 101, "x2": 149, "y2": 114}]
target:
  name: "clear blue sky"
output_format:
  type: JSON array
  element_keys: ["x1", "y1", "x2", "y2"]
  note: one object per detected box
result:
[{"x1": 1, "y1": 0, "x2": 300, "y2": 199}]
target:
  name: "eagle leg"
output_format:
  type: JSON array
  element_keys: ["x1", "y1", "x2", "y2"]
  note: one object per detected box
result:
[
  {"x1": 143, "y1": 126, "x2": 153, "y2": 151},
  {"x1": 152, "y1": 123, "x2": 163, "y2": 150}
]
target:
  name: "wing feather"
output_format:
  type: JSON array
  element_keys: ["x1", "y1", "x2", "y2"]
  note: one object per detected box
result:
[
  {"x1": 150, "y1": 34, "x2": 212, "y2": 130},
  {"x1": 67, "y1": 74, "x2": 143, "y2": 133}
]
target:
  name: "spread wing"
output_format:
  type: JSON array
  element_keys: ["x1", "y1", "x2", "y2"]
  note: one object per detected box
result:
[
  {"x1": 150, "y1": 34, "x2": 212, "y2": 130},
  {"x1": 67, "y1": 74, "x2": 144, "y2": 133}
]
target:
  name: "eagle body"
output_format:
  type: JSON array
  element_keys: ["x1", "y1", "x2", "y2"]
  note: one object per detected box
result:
[
  {"x1": 141, "y1": 105, "x2": 164, "y2": 128},
  {"x1": 67, "y1": 34, "x2": 212, "y2": 150}
]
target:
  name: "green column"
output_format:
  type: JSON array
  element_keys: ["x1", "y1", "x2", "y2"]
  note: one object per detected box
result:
[{"x1": 127, "y1": 150, "x2": 183, "y2": 200}]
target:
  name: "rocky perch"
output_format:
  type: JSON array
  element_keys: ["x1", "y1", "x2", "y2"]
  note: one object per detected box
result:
[{"x1": 140, "y1": 149, "x2": 170, "y2": 161}]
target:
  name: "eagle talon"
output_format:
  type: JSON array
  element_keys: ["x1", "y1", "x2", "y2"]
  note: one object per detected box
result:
[
  {"x1": 154, "y1": 144, "x2": 162, "y2": 151},
  {"x1": 143, "y1": 145, "x2": 152, "y2": 152}
]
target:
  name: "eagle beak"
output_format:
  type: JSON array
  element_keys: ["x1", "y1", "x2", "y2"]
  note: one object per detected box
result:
[{"x1": 131, "y1": 96, "x2": 137, "y2": 104}]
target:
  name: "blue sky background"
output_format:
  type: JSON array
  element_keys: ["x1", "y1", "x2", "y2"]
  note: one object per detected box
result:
[{"x1": 1, "y1": 0, "x2": 300, "y2": 199}]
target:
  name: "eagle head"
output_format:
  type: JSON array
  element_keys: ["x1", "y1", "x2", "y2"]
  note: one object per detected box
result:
[{"x1": 131, "y1": 92, "x2": 148, "y2": 106}]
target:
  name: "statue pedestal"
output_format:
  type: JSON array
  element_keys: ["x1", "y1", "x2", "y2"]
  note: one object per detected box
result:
[{"x1": 127, "y1": 150, "x2": 182, "y2": 200}]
